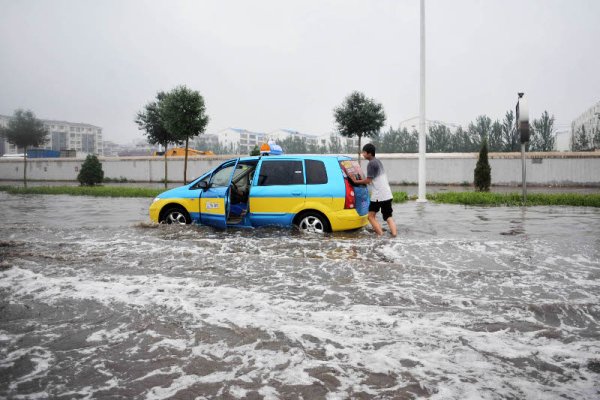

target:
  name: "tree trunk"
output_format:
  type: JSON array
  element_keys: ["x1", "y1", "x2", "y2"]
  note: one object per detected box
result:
[
  {"x1": 163, "y1": 143, "x2": 168, "y2": 189},
  {"x1": 357, "y1": 134, "x2": 362, "y2": 161},
  {"x1": 184, "y1": 136, "x2": 189, "y2": 184},
  {"x1": 23, "y1": 146, "x2": 28, "y2": 188}
]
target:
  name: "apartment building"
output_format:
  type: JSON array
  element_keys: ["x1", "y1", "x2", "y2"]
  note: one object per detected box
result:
[
  {"x1": 571, "y1": 100, "x2": 600, "y2": 138},
  {"x1": 188, "y1": 127, "x2": 366, "y2": 155},
  {"x1": 0, "y1": 114, "x2": 103, "y2": 156}
]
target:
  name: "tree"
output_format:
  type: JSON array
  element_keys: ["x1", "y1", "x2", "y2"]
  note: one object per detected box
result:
[
  {"x1": 135, "y1": 92, "x2": 180, "y2": 188},
  {"x1": 279, "y1": 136, "x2": 308, "y2": 153},
  {"x1": 328, "y1": 134, "x2": 344, "y2": 154},
  {"x1": 77, "y1": 154, "x2": 104, "y2": 186},
  {"x1": 3, "y1": 109, "x2": 48, "y2": 187},
  {"x1": 453, "y1": 126, "x2": 473, "y2": 152},
  {"x1": 488, "y1": 120, "x2": 503, "y2": 152},
  {"x1": 571, "y1": 125, "x2": 590, "y2": 151},
  {"x1": 530, "y1": 111, "x2": 556, "y2": 152},
  {"x1": 333, "y1": 91, "x2": 386, "y2": 160},
  {"x1": 467, "y1": 115, "x2": 492, "y2": 151},
  {"x1": 160, "y1": 85, "x2": 209, "y2": 184},
  {"x1": 501, "y1": 110, "x2": 519, "y2": 152},
  {"x1": 427, "y1": 124, "x2": 452, "y2": 152},
  {"x1": 474, "y1": 139, "x2": 491, "y2": 191},
  {"x1": 250, "y1": 145, "x2": 260, "y2": 156},
  {"x1": 593, "y1": 126, "x2": 600, "y2": 151}
]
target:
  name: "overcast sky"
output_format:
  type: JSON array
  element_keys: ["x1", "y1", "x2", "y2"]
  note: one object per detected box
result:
[{"x1": 1, "y1": 0, "x2": 599, "y2": 143}]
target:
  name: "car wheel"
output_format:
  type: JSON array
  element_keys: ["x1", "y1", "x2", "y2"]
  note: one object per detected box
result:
[
  {"x1": 296, "y1": 212, "x2": 330, "y2": 234},
  {"x1": 161, "y1": 207, "x2": 191, "y2": 225}
]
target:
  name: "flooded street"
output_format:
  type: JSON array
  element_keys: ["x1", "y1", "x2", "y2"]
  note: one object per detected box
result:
[{"x1": 1, "y1": 192, "x2": 599, "y2": 399}]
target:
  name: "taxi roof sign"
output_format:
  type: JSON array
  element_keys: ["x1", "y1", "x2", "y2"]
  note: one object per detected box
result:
[{"x1": 260, "y1": 140, "x2": 284, "y2": 156}]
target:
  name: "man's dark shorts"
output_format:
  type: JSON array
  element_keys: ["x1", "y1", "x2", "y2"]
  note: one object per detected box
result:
[{"x1": 368, "y1": 199, "x2": 393, "y2": 221}]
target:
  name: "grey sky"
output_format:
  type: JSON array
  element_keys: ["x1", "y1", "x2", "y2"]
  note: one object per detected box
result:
[{"x1": 1, "y1": 0, "x2": 598, "y2": 144}]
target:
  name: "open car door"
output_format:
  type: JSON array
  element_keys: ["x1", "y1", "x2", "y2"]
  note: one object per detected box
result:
[{"x1": 199, "y1": 159, "x2": 239, "y2": 229}]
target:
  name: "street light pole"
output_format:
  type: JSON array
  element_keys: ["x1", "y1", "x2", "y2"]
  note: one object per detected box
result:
[
  {"x1": 516, "y1": 93, "x2": 529, "y2": 204},
  {"x1": 417, "y1": 0, "x2": 427, "y2": 202}
]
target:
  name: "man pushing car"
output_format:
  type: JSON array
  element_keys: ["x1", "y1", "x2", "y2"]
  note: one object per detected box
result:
[{"x1": 349, "y1": 143, "x2": 398, "y2": 237}]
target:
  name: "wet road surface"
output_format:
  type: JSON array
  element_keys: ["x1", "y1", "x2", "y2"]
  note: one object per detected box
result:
[{"x1": 1, "y1": 192, "x2": 599, "y2": 399}]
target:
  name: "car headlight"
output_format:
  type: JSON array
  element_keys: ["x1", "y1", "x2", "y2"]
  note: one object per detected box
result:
[{"x1": 152, "y1": 197, "x2": 160, "y2": 203}]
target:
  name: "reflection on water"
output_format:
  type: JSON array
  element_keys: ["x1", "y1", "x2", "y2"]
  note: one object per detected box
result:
[{"x1": 0, "y1": 192, "x2": 599, "y2": 399}]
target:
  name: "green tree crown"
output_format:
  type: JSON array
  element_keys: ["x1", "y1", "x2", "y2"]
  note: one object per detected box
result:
[
  {"x1": 474, "y1": 139, "x2": 491, "y2": 191},
  {"x1": 135, "y1": 92, "x2": 180, "y2": 147},
  {"x1": 78, "y1": 154, "x2": 104, "y2": 186},
  {"x1": 334, "y1": 91, "x2": 386, "y2": 139},
  {"x1": 160, "y1": 85, "x2": 209, "y2": 141},
  {"x1": 4, "y1": 109, "x2": 48, "y2": 149},
  {"x1": 530, "y1": 111, "x2": 556, "y2": 152},
  {"x1": 334, "y1": 91, "x2": 385, "y2": 159}
]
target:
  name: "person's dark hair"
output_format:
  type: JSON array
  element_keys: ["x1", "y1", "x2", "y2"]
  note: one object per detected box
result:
[{"x1": 362, "y1": 143, "x2": 376, "y2": 156}]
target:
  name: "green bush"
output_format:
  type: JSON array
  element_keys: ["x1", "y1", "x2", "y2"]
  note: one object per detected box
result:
[
  {"x1": 474, "y1": 140, "x2": 491, "y2": 191},
  {"x1": 392, "y1": 191, "x2": 409, "y2": 203},
  {"x1": 77, "y1": 154, "x2": 104, "y2": 186}
]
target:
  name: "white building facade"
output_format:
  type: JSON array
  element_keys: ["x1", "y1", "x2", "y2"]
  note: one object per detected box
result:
[
  {"x1": 0, "y1": 115, "x2": 103, "y2": 156},
  {"x1": 189, "y1": 127, "x2": 367, "y2": 155},
  {"x1": 571, "y1": 100, "x2": 600, "y2": 141},
  {"x1": 398, "y1": 116, "x2": 461, "y2": 133}
]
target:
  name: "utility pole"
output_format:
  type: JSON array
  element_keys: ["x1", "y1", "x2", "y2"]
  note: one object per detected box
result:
[{"x1": 417, "y1": 0, "x2": 427, "y2": 202}]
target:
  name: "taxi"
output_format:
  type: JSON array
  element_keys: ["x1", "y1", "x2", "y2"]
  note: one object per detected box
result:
[{"x1": 149, "y1": 148, "x2": 369, "y2": 233}]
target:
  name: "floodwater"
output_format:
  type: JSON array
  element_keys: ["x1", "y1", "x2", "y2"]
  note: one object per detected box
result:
[{"x1": 0, "y1": 193, "x2": 599, "y2": 399}]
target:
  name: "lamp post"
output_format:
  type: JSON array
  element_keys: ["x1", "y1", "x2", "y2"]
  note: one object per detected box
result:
[{"x1": 516, "y1": 93, "x2": 529, "y2": 204}]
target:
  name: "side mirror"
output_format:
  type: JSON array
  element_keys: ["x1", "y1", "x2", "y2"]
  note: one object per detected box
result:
[{"x1": 198, "y1": 180, "x2": 210, "y2": 189}]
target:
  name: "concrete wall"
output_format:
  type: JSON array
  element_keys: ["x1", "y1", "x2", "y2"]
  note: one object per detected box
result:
[{"x1": 1, "y1": 152, "x2": 599, "y2": 186}]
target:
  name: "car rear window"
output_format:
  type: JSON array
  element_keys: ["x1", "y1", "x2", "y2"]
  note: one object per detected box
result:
[
  {"x1": 305, "y1": 159, "x2": 328, "y2": 184},
  {"x1": 257, "y1": 160, "x2": 304, "y2": 186}
]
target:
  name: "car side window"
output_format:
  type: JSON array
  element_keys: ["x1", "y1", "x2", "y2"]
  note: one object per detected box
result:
[
  {"x1": 305, "y1": 160, "x2": 328, "y2": 185},
  {"x1": 210, "y1": 163, "x2": 236, "y2": 187},
  {"x1": 257, "y1": 160, "x2": 304, "y2": 186}
]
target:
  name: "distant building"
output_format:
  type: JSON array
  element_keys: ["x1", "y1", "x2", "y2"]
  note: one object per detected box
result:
[
  {"x1": 571, "y1": 100, "x2": 600, "y2": 147},
  {"x1": 0, "y1": 114, "x2": 103, "y2": 156},
  {"x1": 114, "y1": 139, "x2": 157, "y2": 157},
  {"x1": 186, "y1": 127, "x2": 366, "y2": 155},
  {"x1": 555, "y1": 130, "x2": 571, "y2": 151},
  {"x1": 398, "y1": 116, "x2": 461, "y2": 133},
  {"x1": 191, "y1": 134, "x2": 220, "y2": 153}
]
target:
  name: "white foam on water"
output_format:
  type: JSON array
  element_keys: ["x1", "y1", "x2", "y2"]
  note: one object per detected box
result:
[
  {"x1": 5, "y1": 347, "x2": 54, "y2": 391},
  {"x1": 2, "y1": 208, "x2": 600, "y2": 399},
  {"x1": 145, "y1": 373, "x2": 201, "y2": 400},
  {"x1": 148, "y1": 338, "x2": 190, "y2": 353},
  {"x1": 86, "y1": 324, "x2": 131, "y2": 343},
  {"x1": 228, "y1": 385, "x2": 248, "y2": 398}
]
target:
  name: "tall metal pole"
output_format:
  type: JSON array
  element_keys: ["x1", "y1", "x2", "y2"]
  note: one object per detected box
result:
[
  {"x1": 417, "y1": 0, "x2": 427, "y2": 202},
  {"x1": 521, "y1": 142, "x2": 527, "y2": 203}
]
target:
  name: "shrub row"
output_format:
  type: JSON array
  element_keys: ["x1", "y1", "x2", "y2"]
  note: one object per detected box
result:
[
  {"x1": 427, "y1": 192, "x2": 600, "y2": 207},
  {"x1": 0, "y1": 186, "x2": 162, "y2": 198}
]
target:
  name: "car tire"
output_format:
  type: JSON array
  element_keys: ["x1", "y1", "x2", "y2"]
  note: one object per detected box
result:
[
  {"x1": 295, "y1": 211, "x2": 331, "y2": 234},
  {"x1": 161, "y1": 207, "x2": 191, "y2": 225}
]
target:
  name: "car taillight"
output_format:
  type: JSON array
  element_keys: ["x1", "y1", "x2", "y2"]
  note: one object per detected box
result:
[{"x1": 344, "y1": 178, "x2": 355, "y2": 209}]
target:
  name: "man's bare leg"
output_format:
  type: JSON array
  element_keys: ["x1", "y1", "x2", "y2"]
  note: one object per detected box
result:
[
  {"x1": 386, "y1": 217, "x2": 397, "y2": 237},
  {"x1": 368, "y1": 212, "x2": 383, "y2": 235}
]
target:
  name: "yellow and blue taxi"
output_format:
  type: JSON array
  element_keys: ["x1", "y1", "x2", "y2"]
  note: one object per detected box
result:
[{"x1": 149, "y1": 151, "x2": 369, "y2": 233}]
